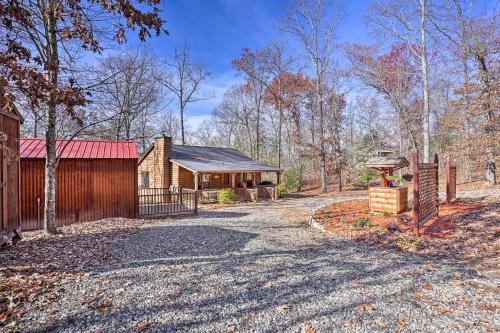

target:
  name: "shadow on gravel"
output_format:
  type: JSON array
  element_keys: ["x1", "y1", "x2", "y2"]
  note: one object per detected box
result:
[
  {"x1": 107, "y1": 225, "x2": 259, "y2": 262},
  {"x1": 27, "y1": 235, "x2": 482, "y2": 333}
]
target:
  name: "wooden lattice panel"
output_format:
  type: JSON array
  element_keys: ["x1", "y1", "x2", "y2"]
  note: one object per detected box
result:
[
  {"x1": 412, "y1": 151, "x2": 439, "y2": 236},
  {"x1": 418, "y1": 163, "x2": 438, "y2": 222}
]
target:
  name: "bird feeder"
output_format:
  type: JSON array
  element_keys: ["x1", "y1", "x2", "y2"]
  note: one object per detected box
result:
[{"x1": 365, "y1": 157, "x2": 410, "y2": 215}]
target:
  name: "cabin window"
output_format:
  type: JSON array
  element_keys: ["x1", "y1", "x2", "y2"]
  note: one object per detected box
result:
[{"x1": 141, "y1": 171, "x2": 150, "y2": 188}]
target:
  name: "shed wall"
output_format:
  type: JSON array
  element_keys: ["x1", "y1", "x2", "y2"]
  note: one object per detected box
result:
[
  {"x1": 21, "y1": 158, "x2": 138, "y2": 230},
  {"x1": 0, "y1": 111, "x2": 21, "y2": 239}
]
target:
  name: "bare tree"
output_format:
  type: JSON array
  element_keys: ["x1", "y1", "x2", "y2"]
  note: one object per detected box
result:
[
  {"x1": 0, "y1": 0, "x2": 165, "y2": 233},
  {"x1": 368, "y1": 0, "x2": 432, "y2": 162},
  {"x1": 160, "y1": 43, "x2": 212, "y2": 145},
  {"x1": 93, "y1": 50, "x2": 164, "y2": 141},
  {"x1": 281, "y1": 0, "x2": 343, "y2": 193}
]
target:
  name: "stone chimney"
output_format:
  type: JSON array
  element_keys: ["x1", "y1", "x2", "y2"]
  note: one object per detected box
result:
[{"x1": 154, "y1": 136, "x2": 172, "y2": 188}]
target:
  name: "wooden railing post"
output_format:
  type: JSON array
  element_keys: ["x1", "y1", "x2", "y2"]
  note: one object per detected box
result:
[
  {"x1": 194, "y1": 190, "x2": 198, "y2": 215},
  {"x1": 412, "y1": 149, "x2": 420, "y2": 237},
  {"x1": 179, "y1": 187, "x2": 183, "y2": 205}
]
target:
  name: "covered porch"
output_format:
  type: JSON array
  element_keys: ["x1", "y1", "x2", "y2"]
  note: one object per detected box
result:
[
  {"x1": 170, "y1": 149, "x2": 282, "y2": 204},
  {"x1": 192, "y1": 171, "x2": 281, "y2": 203}
]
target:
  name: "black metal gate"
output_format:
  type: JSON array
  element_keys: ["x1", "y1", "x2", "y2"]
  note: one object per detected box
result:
[{"x1": 138, "y1": 188, "x2": 198, "y2": 217}]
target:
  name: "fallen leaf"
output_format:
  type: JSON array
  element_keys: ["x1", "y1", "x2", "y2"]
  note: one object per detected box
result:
[
  {"x1": 351, "y1": 280, "x2": 359, "y2": 286},
  {"x1": 135, "y1": 322, "x2": 149, "y2": 331},
  {"x1": 227, "y1": 324, "x2": 237, "y2": 332},
  {"x1": 433, "y1": 304, "x2": 451, "y2": 314},
  {"x1": 304, "y1": 322, "x2": 316, "y2": 333},
  {"x1": 356, "y1": 303, "x2": 376, "y2": 312},
  {"x1": 275, "y1": 304, "x2": 289, "y2": 313},
  {"x1": 262, "y1": 282, "x2": 273, "y2": 289},
  {"x1": 415, "y1": 293, "x2": 429, "y2": 302},
  {"x1": 397, "y1": 318, "x2": 407, "y2": 327},
  {"x1": 422, "y1": 283, "x2": 433, "y2": 290}
]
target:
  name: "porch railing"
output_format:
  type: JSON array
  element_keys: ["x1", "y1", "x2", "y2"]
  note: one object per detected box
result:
[
  {"x1": 138, "y1": 188, "x2": 198, "y2": 216},
  {"x1": 198, "y1": 185, "x2": 276, "y2": 204}
]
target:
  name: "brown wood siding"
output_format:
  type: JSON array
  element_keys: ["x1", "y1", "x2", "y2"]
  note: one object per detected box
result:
[
  {"x1": 172, "y1": 164, "x2": 194, "y2": 189},
  {"x1": 0, "y1": 111, "x2": 21, "y2": 236},
  {"x1": 21, "y1": 158, "x2": 137, "y2": 230}
]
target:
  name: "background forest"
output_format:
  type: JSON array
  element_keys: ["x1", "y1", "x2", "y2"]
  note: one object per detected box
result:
[{"x1": 7, "y1": 0, "x2": 500, "y2": 195}]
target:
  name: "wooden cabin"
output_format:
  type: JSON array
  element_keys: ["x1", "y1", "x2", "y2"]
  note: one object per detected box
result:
[
  {"x1": 138, "y1": 136, "x2": 281, "y2": 202},
  {"x1": 20, "y1": 139, "x2": 138, "y2": 230},
  {"x1": 0, "y1": 95, "x2": 22, "y2": 245}
]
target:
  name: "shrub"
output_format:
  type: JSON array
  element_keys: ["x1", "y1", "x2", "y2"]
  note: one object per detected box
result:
[
  {"x1": 361, "y1": 209, "x2": 369, "y2": 214},
  {"x1": 359, "y1": 172, "x2": 372, "y2": 185},
  {"x1": 276, "y1": 184, "x2": 288, "y2": 198},
  {"x1": 217, "y1": 188, "x2": 238, "y2": 204},
  {"x1": 352, "y1": 218, "x2": 373, "y2": 228},
  {"x1": 382, "y1": 211, "x2": 391, "y2": 217},
  {"x1": 283, "y1": 168, "x2": 301, "y2": 192}
]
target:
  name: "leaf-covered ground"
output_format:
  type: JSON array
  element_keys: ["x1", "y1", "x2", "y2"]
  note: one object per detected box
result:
[
  {"x1": 314, "y1": 196, "x2": 500, "y2": 277},
  {"x1": 0, "y1": 218, "x2": 150, "y2": 330}
]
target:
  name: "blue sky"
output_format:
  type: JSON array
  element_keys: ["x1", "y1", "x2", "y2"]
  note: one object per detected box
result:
[{"x1": 131, "y1": 0, "x2": 373, "y2": 130}]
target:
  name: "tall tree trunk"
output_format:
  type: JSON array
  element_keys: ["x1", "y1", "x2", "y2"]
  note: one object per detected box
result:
[
  {"x1": 315, "y1": 73, "x2": 327, "y2": 193},
  {"x1": 420, "y1": 0, "x2": 431, "y2": 162},
  {"x1": 180, "y1": 104, "x2": 185, "y2": 145},
  {"x1": 454, "y1": 0, "x2": 473, "y2": 181},
  {"x1": 475, "y1": 54, "x2": 496, "y2": 185},
  {"x1": 277, "y1": 83, "x2": 283, "y2": 169},
  {"x1": 255, "y1": 92, "x2": 261, "y2": 161},
  {"x1": 43, "y1": 0, "x2": 59, "y2": 234}
]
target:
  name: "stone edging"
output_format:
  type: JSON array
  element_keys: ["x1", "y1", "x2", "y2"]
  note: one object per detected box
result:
[{"x1": 308, "y1": 196, "x2": 368, "y2": 232}]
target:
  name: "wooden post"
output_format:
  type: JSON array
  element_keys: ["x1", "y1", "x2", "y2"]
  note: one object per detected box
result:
[
  {"x1": 252, "y1": 173, "x2": 256, "y2": 187},
  {"x1": 194, "y1": 172, "x2": 198, "y2": 191},
  {"x1": 194, "y1": 189, "x2": 198, "y2": 215},
  {"x1": 434, "y1": 153, "x2": 439, "y2": 217},
  {"x1": 179, "y1": 187, "x2": 183, "y2": 205},
  {"x1": 412, "y1": 149, "x2": 420, "y2": 237},
  {"x1": 231, "y1": 173, "x2": 236, "y2": 188},
  {"x1": 445, "y1": 157, "x2": 450, "y2": 204},
  {"x1": 276, "y1": 172, "x2": 281, "y2": 184}
]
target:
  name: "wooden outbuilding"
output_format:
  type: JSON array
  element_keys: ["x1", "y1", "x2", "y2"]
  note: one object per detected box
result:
[
  {"x1": 0, "y1": 95, "x2": 23, "y2": 245},
  {"x1": 20, "y1": 139, "x2": 138, "y2": 230}
]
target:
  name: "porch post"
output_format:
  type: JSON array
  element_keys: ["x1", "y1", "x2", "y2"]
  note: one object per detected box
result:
[
  {"x1": 194, "y1": 172, "x2": 199, "y2": 191},
  {"x1": 252, "y1": 173, "x2": 256, "y2": 187},
  {"x1": 231, "y1": 173, "x2": 236, "y2": 188},
  {"x1": 276, "y1": 172, "x2": 281, "y2": 184}
]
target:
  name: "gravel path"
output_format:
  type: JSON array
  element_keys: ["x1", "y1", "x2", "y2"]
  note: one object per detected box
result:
[{"x1": 23, "y1": 197, "x2": 499, "y2": 333}]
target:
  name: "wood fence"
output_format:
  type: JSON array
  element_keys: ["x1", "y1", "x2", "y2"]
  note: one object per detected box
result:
[
  {"x1": 445, "y1": 159, "x2": 457, "y2": 204},
  {"x1": 138, "y1": 187, "x2": 198, "y2": 216},
  {"x1": 412, "y1": 150, "x2": 439, "y2": 236}
]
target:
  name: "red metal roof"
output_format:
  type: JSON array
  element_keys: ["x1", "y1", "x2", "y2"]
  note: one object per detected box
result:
[{"x1": 20, "y1": 138, "x2": 138, "y2": 159}]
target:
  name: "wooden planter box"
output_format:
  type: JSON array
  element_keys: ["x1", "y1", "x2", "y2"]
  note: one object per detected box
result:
[{"x1": 369, "y1": 186, "x2": 408, "y2": 214}]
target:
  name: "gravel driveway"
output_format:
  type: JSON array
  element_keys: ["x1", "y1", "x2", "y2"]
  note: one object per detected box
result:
[{"x1": 24, "y1": 197, "x2": 498, "y2": 332}]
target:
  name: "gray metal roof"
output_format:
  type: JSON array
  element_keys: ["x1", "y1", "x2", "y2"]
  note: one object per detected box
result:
[
  {"x1": 171, "y1": 145, "x2": 281, "y2": 173},
  {"x1": 365, "y1": 157, "x2": 410, "y2": 171}
]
